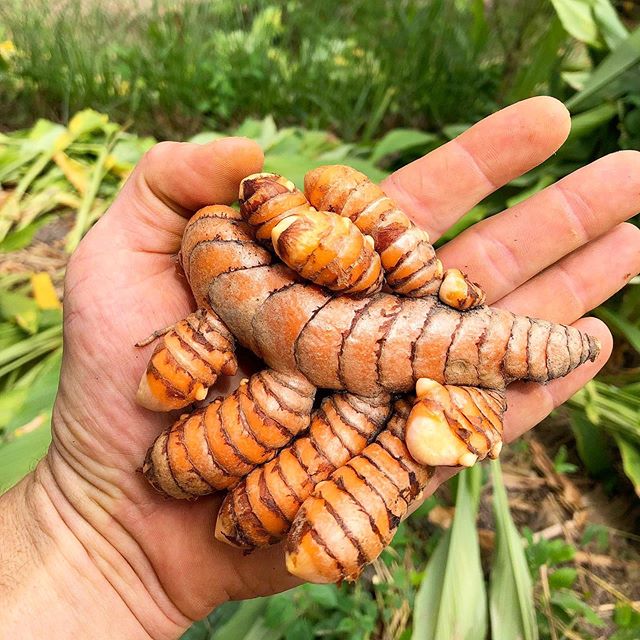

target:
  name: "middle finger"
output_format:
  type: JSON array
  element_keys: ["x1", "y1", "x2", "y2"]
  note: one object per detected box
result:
[{"x1": 438, "y1": 150, "x2": 640, "y2": 303}]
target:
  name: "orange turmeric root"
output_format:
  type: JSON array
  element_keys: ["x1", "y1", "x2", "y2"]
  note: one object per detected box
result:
[
  {"x1": 405, "y1": 378, "x2": 505, "y2": 468},
  {"x1": 136, "y1": 308, "x2": 237, "y2": 411},
  {"x1": 143, "y1": 369, "x2": 315, "y2": 498},
  {"x1": 136, "y1": 165, "x2": 601, "y2": 585},
  {"x1": 285, "y1": 399, "x2": 432, "y2": 583},
  {"x1": 215, "y1": 392, "x2": 391, "y2": 548},
  {"x1": 304, "y1": 165, "x2": 444, "y2": 296},
  {"x1": 239, "y1": 173, "x2": 383, "y2": 296}
]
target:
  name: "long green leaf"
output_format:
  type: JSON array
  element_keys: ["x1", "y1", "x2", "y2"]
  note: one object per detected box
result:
[
  {"x1": 370, "y1": 129, "x2": 439, "y2": 165},
  {"x1": 593, "y1": 305, "x2": 640, "y2": 354},
  {"x1": 0, "y1": 415, "x2": 52, "y2": 492},
  {"x1": 550, "y1": 0, "x2": 600, "y2": 47},
  {"x1": 489, "y1": 460, "x2": 538, "y2": 640},
  {"x1": 413, "y1": 466, "x2": 487, "y2": 640},
  {"x1": 566, "y1": 26, "x2": 640, "y2": 110},
  {"x1": 211, "y1": 598, "x2": 273, "y2": 640},
  {"x1": 614, "y1": 436, "x2": 640, "y2": 497},
  {"x1": 569, "y1": 410, "x2": 614, "y2": 476},
  {"x1": 592, "y1": 0, "x2": 629, "y2": 50}
]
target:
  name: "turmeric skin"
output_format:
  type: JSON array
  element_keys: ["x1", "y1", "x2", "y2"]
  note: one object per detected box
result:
[
  {"x1": 215, "y1": 392, "x2": 390, "y2": 548},
  {"x1": 286, "y1": 399, "x2": 432, "y2": 583},
  {"x1": 304, "y1": 165, "x2": 444, "y2": 297},
  {"x1": 137, "y1": 308, "x2": 237, "y2": 412},
  {"x1": 143, "y1": 369, "x2": 315, "y2": 497}
]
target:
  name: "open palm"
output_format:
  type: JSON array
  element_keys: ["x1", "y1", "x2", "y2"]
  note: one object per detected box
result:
[{"x1": 46, "y1": 97, "x2": 640, "y2": 638}]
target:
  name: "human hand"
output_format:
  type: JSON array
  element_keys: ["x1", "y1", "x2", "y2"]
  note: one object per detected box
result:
[{"x1": 2, "y1": 97, "x2": 639, "y2": 640}]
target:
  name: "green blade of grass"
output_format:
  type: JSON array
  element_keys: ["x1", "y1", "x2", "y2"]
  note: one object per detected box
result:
[
  {"x1": 614, "y1": 436, "x2": 640, "y2": 497},
  {"x1": 413, "y1": 465, "x2": 487, "y2": 639},
  {"x1": 593, "y1": 305, "x2": 640, "y2": 354},
  {"x1": 489, "y1": 460, "x2": 538, "y2": 640},
  {"x1": 0, "y1": 324, "x2": 62, "y2": 377},
  {"x1": 65, "y1": 131, "x2": 119, "y2": 253},
  {"x1": 566, "y1": 26, "x2": 640, "y2": 110}
]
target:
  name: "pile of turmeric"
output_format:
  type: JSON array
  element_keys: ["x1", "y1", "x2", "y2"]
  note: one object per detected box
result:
[{"x1": 136, "y1": 165, "x2": 599, "y2": 583}]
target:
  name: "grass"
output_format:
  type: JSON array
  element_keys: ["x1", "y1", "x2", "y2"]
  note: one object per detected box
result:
[{"x1": 0, "y1": 0, "x2": 566, "y2": 140}]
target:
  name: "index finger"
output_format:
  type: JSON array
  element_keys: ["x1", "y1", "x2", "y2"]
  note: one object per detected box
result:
[{"x1": 381, "y1": 97, "x2": 571, "y2": 239}]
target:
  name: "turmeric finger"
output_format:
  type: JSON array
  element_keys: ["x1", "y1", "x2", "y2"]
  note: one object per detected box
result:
[
  {"x1": 304, "y1": 165, "x2": 443, "y2": 296},
  {"x1": 215, "y1": 392, "x2": 391, "y2": 548},
  {"x1": 285, "y1": 399, "x2": 432, "y2": 583},
  {"x1": 405, "y1": 378, "x2": 505, "y2": 467},
  {"x1": 239, "y1": 173, "x2": 384, "y2": 295},
  {"x1": 238, "y1": 172, "x2": 307, "y2": 243},
  {"x1": 143, "y1": 369, "x2": 316, "y2": 498},
  {"x1": 272, "y1": 208, "x2": 383, "y2": 295},
  {"x1": 136, "y1": 308, "x2": 237, "y2": 412},
  {"x1": 438, "y1": 268, "x2": 486, "y2": 310}
]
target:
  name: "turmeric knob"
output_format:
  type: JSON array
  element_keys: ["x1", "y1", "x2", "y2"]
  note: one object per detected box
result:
[
  {"x1": 239, "y1": 172, "x2": 308, "y2": 243},
  {"x1": 438, "y1": 268, "x2": 486, "y2": 310},
  {"x1": 304, "y1": 165, "x2": 444, "y2": 296},
  {"x1": 136, "y1": 308, "x2": 237, "y2": 412},
  {"x1": 272, "y1": 209, "x2": 384, "y2": 295},
  {"x1": 405, "y1": 378, "x2": 505, "y2": 467}
]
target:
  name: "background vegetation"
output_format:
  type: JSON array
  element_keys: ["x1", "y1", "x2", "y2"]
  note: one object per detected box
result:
[{"x1": 0, "y1": 1, "x2": 639, "y2": 638}]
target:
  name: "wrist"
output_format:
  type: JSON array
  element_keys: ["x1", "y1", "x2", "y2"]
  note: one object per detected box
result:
[{"x1": 0, "y1": 454, "x2": 190, "y2": 640}]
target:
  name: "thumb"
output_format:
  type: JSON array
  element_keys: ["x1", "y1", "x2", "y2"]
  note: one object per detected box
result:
[{"x1": 99, "y1": 137, "x2": 264, "y2": 255}]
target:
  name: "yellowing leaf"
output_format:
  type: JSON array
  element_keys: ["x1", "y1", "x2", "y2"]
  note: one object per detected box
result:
[
  {"x1": 53, "y1": 152, "x2": 90, "y2": 195},
  {"x1": 67, "y1": 109, "x2": 109, "y2": 137},
  {"x1": 0, "y1": 40, "x2": 17, "y2": 61},
  {"x1": 31, "y1": 273, "x2": 61, "y2": 310}
]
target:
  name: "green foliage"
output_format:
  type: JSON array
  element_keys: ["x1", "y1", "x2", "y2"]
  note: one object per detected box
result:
[
  {"x1": 0, "y1": 0, "x2": 576, "y2": 141},
  {"x1": 413, "y1": 466, "x2": 487, "y2": 639},
  {"x1": 490, "y1": 460, "x2": 538, "y2": 640}
]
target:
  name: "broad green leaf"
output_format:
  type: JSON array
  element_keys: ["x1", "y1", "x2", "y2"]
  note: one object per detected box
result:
[
  {"x1": 567, "y1": 27, "x2": 640, "y2": 110},
  {"x1": 567, "y1": 102, "x2": 618, "y2": 142},
  {"x1": 548, "y1": 568, "x2": 578, "y2": 590},
  {"x1": 3, "y1": 349, "x2": 61, "y2": 434},
  {"x1": 550, "y1": 590, "x2": 605, "y2": 627},
  {"x1": 569, "y1": 410, "x2": 613, "y2": 476},
  {"x1": 614, "y1": 436, "x2": 640, "y2": 497},
  {"x1": 0, "y1": 289, "x2": 39, "y2": 333},
  {"x1": 257, "y1": 115, "x2": 279, "y2": 151},
  {"x1": 303, "y1": 584, "x2": 339, "y2": 609},
  {"x1": 0, "y1": 415, "x2": 51, "y2": 492},
  {"x1": 489, "y1": 460, "x2": 538, "y2": 640},
  {"x1": 211, "y1": 598, "x2": 271, "y2": 640},
  {"x1": 413, "y1": 466, "x2": 487, "y2": 640},
  {"x1": 188, "y1": 131, "x2": 226, "y2": 145},
  {"x1": 594, "y1": 305, "x2": 640, "y2": 353},
  {"x1": 592, "y1": 0, "x2": 628, "y2": 50},
  {"x1": 550, "y1": 0, "x2": 600, "y2": 47},
  {"x1": 0, "y1": 214, "x2": 54, "y2": 252},
  {"x1": 370, "y1": 129, "x2": 439, "y2": 165},
  {"x1": 233, "y1": 118, "x2": 268, "y2": 140},
  {"x1": 0, "y1": 387, "x2": 28, "y2": 428}
]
